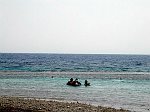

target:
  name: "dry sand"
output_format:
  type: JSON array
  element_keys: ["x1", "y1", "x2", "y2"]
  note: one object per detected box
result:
[{"x1": 0, "y1": 96, "x2": 130, "y2": 112}]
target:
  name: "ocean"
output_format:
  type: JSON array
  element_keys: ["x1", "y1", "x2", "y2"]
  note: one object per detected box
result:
[{"x1": 0, "y1": 53, "x2": 150, "y2": 112}]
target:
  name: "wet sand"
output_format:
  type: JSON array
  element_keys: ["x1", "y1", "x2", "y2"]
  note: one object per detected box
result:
[{"x1": 0, "y1": 96, "x2": 129, "y2": 112}]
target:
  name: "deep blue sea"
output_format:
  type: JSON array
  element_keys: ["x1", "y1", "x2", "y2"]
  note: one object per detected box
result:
[
  {"x1": 1, "y1": 53, "x2": 150, "y2": 72},
  {"x1": 0, "y1": 53, "x2": 150, "y2": 112}
]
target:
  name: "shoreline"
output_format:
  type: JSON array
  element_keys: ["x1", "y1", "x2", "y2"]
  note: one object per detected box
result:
[{"x1": 0, "y1": 96, "x2": 129, "y2": 112}]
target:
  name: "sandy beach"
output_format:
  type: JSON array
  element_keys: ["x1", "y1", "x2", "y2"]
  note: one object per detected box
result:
[{"x1": 0, "y1": 96, "x2": 129, "y2": 112}]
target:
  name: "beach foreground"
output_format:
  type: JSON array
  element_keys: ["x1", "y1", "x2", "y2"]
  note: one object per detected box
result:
[{"x1": 0, "y1": 96, "x2": 129, "y2": 112}]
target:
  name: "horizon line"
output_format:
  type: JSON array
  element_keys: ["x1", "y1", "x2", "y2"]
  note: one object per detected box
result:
[{"x1": 0, "y1": 52, "x2": 150, "y2": 55}]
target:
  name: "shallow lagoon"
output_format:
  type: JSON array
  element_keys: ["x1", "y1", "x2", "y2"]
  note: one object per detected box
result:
[{"x1": 0, "y1": 72, "x2": 150, "y2": 112}]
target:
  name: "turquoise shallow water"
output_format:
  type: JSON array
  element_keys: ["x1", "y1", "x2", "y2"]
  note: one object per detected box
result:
[
  {"x1": 0, "y1": 54, "x2": 150, "y2": 112},
  {"x1": 0, "y1": 72, "x2": 150, "y2": 112}
]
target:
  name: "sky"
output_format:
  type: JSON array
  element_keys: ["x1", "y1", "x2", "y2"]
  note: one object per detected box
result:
[{"x1": 0, "y1": 0, "x2": 150, "y2": 54}]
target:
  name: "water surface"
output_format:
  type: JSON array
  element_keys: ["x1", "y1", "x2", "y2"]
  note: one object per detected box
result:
[{"x1": 0, "y1": 53, "x2": 150, "y2": 112}]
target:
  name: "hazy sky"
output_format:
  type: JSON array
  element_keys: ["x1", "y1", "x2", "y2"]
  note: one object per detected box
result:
[{"x1": 0, "y1": 0, "x2": 150, "y2": 54}]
